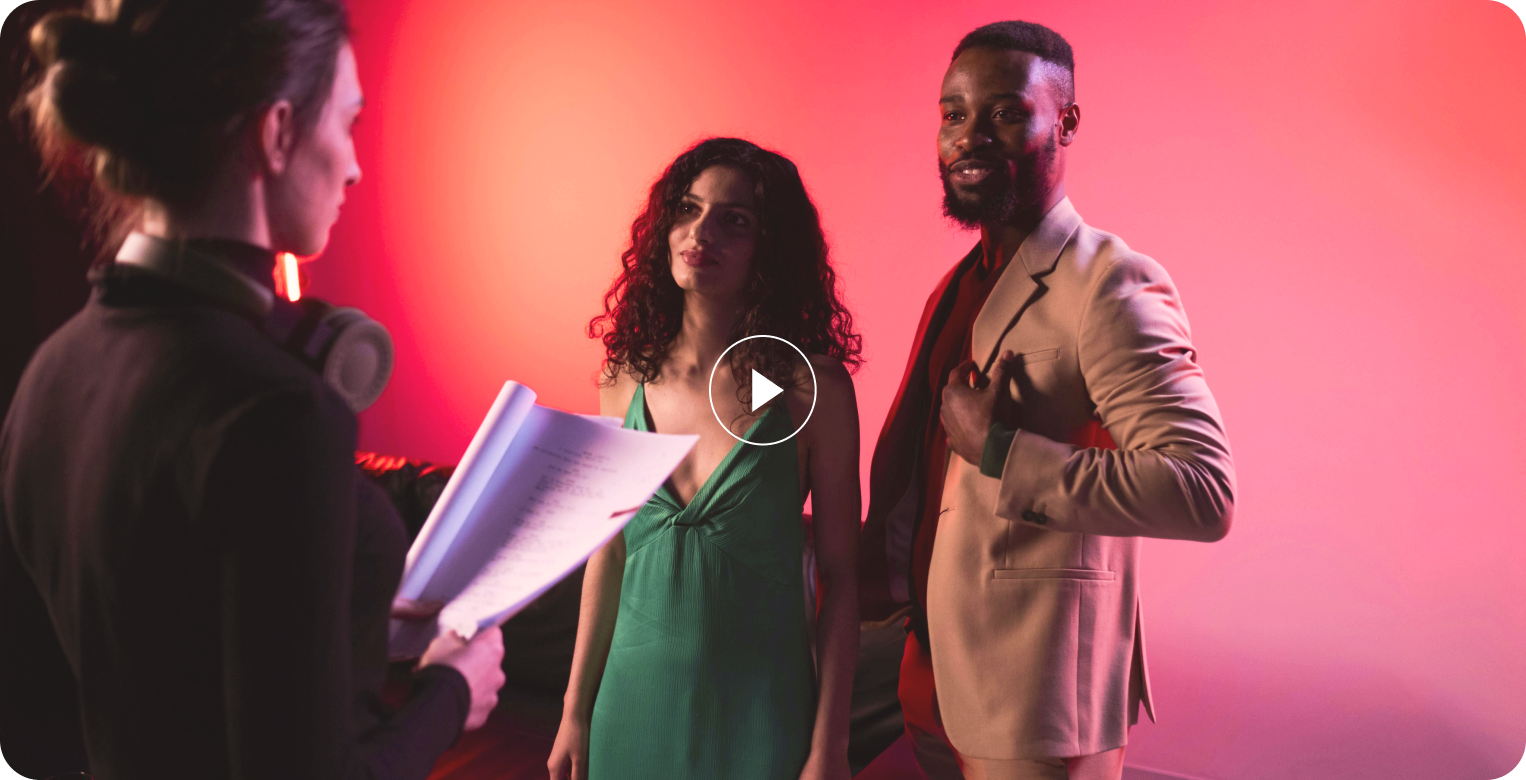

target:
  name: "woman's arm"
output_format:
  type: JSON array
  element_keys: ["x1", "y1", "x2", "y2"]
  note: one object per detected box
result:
[
  {"x1": 548, "y1": 376, "x2": 635, "y2": 780},
  {"x1": 547, "y1": 531, "x2": 625, "y2": 780},
  {"x1": 799, "y1": 359, "x2": 861, "y2": 780}
]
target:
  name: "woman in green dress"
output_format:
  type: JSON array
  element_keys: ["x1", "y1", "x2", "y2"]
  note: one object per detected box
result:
[{"x1": 547, "y1": 138, "x2": 863, "y2": 780}]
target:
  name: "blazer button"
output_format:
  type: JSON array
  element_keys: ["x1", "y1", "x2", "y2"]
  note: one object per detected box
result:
[{"x1": 1022, "y1": 510, "x2": 1049, "y2": 525}]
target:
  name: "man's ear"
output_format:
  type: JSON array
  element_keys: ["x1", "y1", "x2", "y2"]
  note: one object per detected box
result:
[
  {"x1": 1058, "y1": 102, "x2": 1080, "y2": 146},
  {"x1": 258, "y1": 99, "x2": 297, "y2": 175}
]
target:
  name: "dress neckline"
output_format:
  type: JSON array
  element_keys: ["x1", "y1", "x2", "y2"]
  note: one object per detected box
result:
[{"x1": 635, "y1": 382, "x2": 785, "y2": 513}]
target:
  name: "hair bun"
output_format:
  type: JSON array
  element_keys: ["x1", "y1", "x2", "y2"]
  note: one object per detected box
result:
[
  {"x1": 23, "y1": 0, "x2": 350, "y2": 206},
  {"x1": 30, "y1": 12, "x2": 126, "y2": 70},
  {"x1": 30, "y1": 12, "x2": 137, "y2": 153}
]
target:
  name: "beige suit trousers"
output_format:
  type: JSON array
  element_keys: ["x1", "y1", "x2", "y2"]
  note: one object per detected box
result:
[
  {"x1": 908, "y1": 723, "x2": 1126, "y2": 780},
  {"x1": 900, "y1": 611, "x2": 1129, "y2": 780}
]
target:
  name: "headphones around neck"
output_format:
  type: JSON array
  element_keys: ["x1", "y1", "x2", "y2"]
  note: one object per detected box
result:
[{"x1": 113, "y1": 232, "x2": 394, "y2": 412}]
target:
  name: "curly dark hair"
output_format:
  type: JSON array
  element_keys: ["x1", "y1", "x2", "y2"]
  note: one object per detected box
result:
[{"x1": 590, "y1": 137, "x2": 861, "y2": 405}]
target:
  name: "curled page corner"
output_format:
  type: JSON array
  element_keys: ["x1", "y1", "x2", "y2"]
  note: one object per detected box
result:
[
  {"x1": 388, "y1": 385, "x2": 697, "y2": 660},
  {"x1": 398, "y1": 381, "x2": 537, "y2": 600}
]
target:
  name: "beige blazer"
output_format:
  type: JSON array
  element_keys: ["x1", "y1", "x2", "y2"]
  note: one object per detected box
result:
[{"x1": 885, "y1": 197, "x2": 1235, "y2": 760}]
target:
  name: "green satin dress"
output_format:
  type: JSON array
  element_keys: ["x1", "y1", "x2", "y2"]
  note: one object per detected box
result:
[{"x1": 587, "y1": 383, "x2": 815, "y2": 779}]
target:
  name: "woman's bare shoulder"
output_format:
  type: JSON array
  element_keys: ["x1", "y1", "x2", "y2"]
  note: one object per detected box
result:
[
  {"x1": 796, "y1": 354, "x2": 857, "y2": 431},
  {"x1": 597, "y1": 366, "x2": 640, "y2": 419},
  {"x1": 801, "y1": 354, "x2": 854, "y2": 397}
]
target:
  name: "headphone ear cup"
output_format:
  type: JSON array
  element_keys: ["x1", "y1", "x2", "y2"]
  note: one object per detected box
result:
[
  {"x1": 314, "y1": 308, "x2": 393, "y2": 412},
  {"x1": 107, "y1": 233, "x2": 393, "y2": 411}
]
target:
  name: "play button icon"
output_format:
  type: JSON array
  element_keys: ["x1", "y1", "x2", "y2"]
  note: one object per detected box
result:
[
  {"x1": 750, "y1": 369, "x2": 784, "y2": 412},
  {"x1": 707, "y1": 334, "x2": 818, "y2": 446}
]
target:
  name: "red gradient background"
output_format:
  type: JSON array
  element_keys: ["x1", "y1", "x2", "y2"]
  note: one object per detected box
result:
[{"x1": 306, "y1": 1, "x2": 1526, "y2": 778}]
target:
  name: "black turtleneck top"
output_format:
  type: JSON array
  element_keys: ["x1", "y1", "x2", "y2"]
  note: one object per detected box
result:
[{"x1": 0, "y1": 241, "x2": 469, "y2": 779}]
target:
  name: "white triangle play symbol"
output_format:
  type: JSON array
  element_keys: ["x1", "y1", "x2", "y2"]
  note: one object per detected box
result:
[{"x1": 751, "y1": 369, "x2": 783, "y2": 412}]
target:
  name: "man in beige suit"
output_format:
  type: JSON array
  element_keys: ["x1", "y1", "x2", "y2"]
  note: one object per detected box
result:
[{"x1": 856, "y1": 21, "x2": 1235, "y2": 780}]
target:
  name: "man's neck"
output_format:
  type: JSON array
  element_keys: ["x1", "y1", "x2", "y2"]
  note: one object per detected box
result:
[{"x1": 978, "y1": 183, "x2": 1066, "y2": 272}]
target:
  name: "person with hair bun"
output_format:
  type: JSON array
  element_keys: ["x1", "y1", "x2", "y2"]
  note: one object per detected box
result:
[{"x1": 0, "y1": 2, "x2": 506, "y2": 778}]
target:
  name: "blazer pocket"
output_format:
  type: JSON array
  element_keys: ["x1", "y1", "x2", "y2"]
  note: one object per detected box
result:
[
  {"x1": 1019, "y1": 348, "x2": 1060, "y2": 364},
  {"x1": 991, "y1": 568, "x2": 1116, "y2": 580}
]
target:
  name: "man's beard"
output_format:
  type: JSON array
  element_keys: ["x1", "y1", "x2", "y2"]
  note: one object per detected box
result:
[{"x1": 939, "y1": 138, "x2": 1055, "y2": 229}]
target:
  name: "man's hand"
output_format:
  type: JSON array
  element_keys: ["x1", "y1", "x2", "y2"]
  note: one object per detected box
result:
[{"x1": 940, "y1": 350, "x2": 1019, "y2": 466}]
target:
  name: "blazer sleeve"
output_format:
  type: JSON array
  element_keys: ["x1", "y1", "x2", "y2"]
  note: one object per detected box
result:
[
  {"x1": 0, "y1": 439, "x2": 89, "y2": 777},
  {"x1": 204, "y1": 387, "x2": 467, "y2": 780},
  {"x1": 993, "y1": 253, "x2": 1236, "y2": 541}
]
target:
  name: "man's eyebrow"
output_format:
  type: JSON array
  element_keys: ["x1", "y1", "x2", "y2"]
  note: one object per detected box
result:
[{"x1": 942, "y1": 91, "x2": 1027, "y2": 104}]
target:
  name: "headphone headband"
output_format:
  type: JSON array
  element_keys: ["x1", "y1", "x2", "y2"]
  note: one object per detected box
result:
[
  {"x1": 114, "y1": 232, "x2": 275, "y2": 317},
  {"x1": 108, "y1": 232, "x2": 392, "y2": 413}
]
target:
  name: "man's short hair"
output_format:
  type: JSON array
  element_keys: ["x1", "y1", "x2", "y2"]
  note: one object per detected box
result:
[{"x1": 952, "y1": 21, "x2": 1075, "y2": 103}]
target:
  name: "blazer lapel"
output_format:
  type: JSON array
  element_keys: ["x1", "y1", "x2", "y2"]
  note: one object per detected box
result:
[
  {"x1": 972, "y1": 271, "x2": 1042, "y2": 374},
  {"x1": 971, "y1": 198, "x2": 1084, "y2": 372}
]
